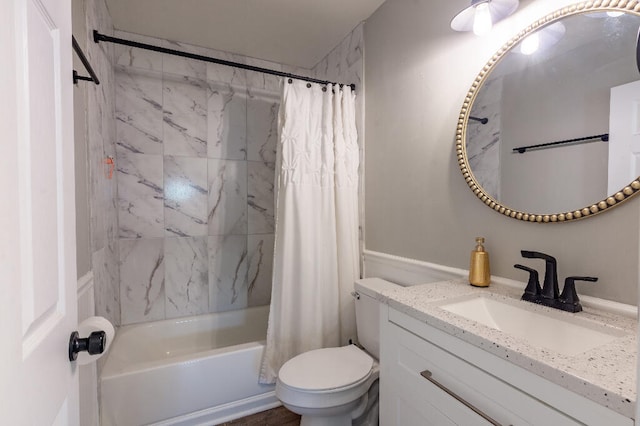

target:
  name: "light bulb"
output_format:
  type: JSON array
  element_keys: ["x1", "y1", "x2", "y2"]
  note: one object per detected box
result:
[
  {"x1": 606, "y1": 11, "x2": 624, "y2": 17},
  {"x1": 473, "y1": 3, "x2": 492, "y2": 36},
  {"x1": 521, "y1": 32, "x2": 540, "y2": 55}
]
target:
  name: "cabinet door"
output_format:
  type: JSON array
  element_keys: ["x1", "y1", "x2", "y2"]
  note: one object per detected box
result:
[
  {"x1": 384, "y1": 369, "x2": 496, "y2": 426},
  {"x1": 382, "y1": 331, "x2": 505, "y2": 426}
]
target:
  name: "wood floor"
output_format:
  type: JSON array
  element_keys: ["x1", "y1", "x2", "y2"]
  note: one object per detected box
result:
[{"x1": 219, "y1": 406, "x2": 301, "y2": 426}]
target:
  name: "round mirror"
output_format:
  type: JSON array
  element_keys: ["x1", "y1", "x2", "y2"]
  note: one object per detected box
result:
[{"x1": 457, "y1": 3, "x2": 640, "y2": 222}]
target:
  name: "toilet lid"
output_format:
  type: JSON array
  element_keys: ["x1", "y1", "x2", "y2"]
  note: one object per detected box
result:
[{"x1": 278, "y1": 345, "x2": 373, "y2": 391}]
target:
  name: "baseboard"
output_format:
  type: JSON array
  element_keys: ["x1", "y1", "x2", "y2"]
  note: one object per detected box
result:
[
  {"x1": 362, "y1": 250, "x2": 637, "y2": 318},
  {"x1": 363, "y1": 250, "x2": 465, "y2": 285},
  {"x1": 150, "y1": 392, "x2": 280, "y2": 426}
]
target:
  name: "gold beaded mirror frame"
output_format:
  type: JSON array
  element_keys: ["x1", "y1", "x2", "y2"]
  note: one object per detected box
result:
[{"x1": 457, "y1": 1, "x2": 640, "y2": 223}]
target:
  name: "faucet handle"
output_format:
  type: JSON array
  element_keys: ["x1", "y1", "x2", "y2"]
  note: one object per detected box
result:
[
  {"x1": 559, "y1": 276, "x2": 598, "y2": 313},
  {"x1": 514, "y1": 264, "x2": 542, "y2": 303}
]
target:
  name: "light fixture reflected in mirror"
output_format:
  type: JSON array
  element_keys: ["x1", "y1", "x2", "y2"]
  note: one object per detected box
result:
[
  {"x1": 518, "y1": 22, "x2": 565, "y2": 55},
  {"x1": 451, "y1": 0, "x2": 519, "y2": 36},
  {"x1": 520, "y1": 33, "x2": 539, "y2": 55}
]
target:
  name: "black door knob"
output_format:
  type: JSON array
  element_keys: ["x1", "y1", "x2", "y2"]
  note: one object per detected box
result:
[{"x1": 68, "y1": 330, "x2": 106, "y2": 362}]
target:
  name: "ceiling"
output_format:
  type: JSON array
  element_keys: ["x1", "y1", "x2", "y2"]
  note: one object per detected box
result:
[{"x1": 104, "y1": 0, "x2": 386, "y2": 69}]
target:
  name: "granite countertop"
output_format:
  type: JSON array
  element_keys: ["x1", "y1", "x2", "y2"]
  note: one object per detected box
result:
[{"x1": 356, "y1": 278, "x2": 637, "y2": 419}]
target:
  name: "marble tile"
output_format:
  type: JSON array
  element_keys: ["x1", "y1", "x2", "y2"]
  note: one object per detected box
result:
[
  {"x1": 87, "y1": 71, "x2": 104, "y2": 137},
  {"x1": 248, "y1": 161, "x2": 275, "y2": 234},
  {"x1": 206, "y1": 52, "x2": 247, "y2": 87},
  {"x1": 164, "y1": 236, "x2": 209, "y2": 318},
  {"x1": 208, "y1": 159, "x2": 247, "y2": 235},
  {"x1": 91, "y1": 245, "x2": 118, "y2": 329},
  {"x1": 84, "y1": 0, "x2": 120, "y2": 331},
  {"x1": 119, "y1": 238, "x2": 165, "y2": 325},
  {"x1": 114, "y1": 31, "x2": 163, "y2": 72},
  {"x1": 105, "y1": 238, "x2": 121, "y2": 326},
  {"x1": 104, "y1": 174, "x2": 119, "y2": 243},
  {"x1": 311, "y1": 23, "x2": 365, "y2": 276},
  {"x1": 115, "y1": 67, "x2": 163, "y2": 155},
  {"x1": 247, "y1": 91, "x2": 279, "y2": 163},
  {"x1": 86, "y1": 0, "x2": 114, "y2": 61},
  {"x1": 164, "y1": 156, "x2": 208, "y2": 237},
  {"x1": 92, "y1": 249, "x2": 111, "y2": 321},
  {"x1": 209, "y1": 235, "x2": 248, "y2": 312},
  {"x1": 207, "y1": 82, "x2": 247, "y2": 160},
  {"x1": 468, "y1": 75, "x2": 503, "y2": 200},
  {"x1": 116, "y1": 152, "x2": 164, "y2": 238},
  {"x1": 101, "y1": 87, "x2": 117, "y2": 160},
  {"x1": 246, "y1": 57, "x2": 282, "y2": 93},
  {"x1": 162, "y1": 39, "x2": 207, "y2": 80},
  {"x1": 163, "y1": 76, "x2": 208, "y2": 157},
  {"x1": 247, "y1": 234, "x2": 274, "y2": 307},
  {"x1": 312, "y1": 23, "x2": 363, "y2": 84},
  {"x1": 88, "y1": 128, "x2": 106, "y2": 253}
]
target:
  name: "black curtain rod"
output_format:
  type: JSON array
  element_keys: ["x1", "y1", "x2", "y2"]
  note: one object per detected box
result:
[
  {"x1": 72, "y1": 35, "x2": 100, "y2": 85},
  {"x1": 93, "y1": 31, "x2": 355, "y2": 91},
  {"x1": 512, "y1": 133, "x2": 609, "y2": 154}
]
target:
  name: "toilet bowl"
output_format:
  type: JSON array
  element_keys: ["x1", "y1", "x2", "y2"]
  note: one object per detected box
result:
[
  {"x1": 276, "y1": 345, "x2": 379, "y2": 426},
  {"x1": 275, "y1": 278, "x2": 398, "y2": 426}
]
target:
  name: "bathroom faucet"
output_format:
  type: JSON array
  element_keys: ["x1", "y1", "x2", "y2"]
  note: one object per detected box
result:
[
  {"x1": 515, "y1": 251, "x2": 598, "y2": 313},
  {"x1": 520, "y1": 251, "x2": 558, "y2": 301}
]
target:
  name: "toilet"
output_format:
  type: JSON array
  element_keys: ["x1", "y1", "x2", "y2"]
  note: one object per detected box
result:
[{"x1": 275, "y1": 278, "x2": 397, "y2": 426}]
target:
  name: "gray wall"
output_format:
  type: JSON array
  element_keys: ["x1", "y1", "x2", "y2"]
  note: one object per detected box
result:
[{"x1": 364, "y1": 0, "x2": 640, "y2": 304}]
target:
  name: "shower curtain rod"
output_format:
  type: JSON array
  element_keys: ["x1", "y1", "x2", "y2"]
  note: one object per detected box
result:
[{"x1": 93, "y1": 31, "x2": 356, "y2": 91}]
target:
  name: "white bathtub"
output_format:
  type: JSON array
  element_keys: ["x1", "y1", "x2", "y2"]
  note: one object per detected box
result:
[{"x1": 100, "y1": 306, "x2": 278, "y2": 426}]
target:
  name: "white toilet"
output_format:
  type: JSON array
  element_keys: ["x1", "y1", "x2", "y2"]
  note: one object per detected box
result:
[{"x1": 276, "y1": 278, "x2": 397, "y2": 426}]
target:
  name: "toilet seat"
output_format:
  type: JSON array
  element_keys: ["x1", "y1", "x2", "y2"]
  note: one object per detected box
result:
[{"x1": 279, "y1": 345, "x2": 374, "y2": 391}]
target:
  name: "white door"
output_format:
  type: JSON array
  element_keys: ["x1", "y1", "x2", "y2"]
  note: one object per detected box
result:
[
  {"x1": 608, "y1": 80, "x2": 640, "y2": 194},
  {"x1": 0, "y1": 0, "x2": 78, "y2": 424}
]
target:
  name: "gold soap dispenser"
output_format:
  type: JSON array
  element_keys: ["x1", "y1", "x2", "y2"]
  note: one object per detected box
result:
[{"x1": 469, "y1": 237, "x2": 491, "y2": 287}]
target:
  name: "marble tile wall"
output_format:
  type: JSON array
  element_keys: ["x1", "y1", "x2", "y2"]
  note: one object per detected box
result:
[
  {"x1": 83, "y1": 0, "x2": 120, "y2": 327},
  {"x1": 114, "y1": 31, "x2": 280, "y2": 324},
  {"x1": 312, "y1": 23, "x2": 365, "y2": 275}
]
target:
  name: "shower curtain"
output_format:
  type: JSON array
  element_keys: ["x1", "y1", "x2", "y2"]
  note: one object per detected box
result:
[{"x1": 259, "y1": 80, "x2": 360, "y2": 384}]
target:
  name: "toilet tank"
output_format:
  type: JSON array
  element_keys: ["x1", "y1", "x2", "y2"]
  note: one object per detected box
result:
[{"x1": 354, "y1": 278, "x2": 400, "y2": 359}]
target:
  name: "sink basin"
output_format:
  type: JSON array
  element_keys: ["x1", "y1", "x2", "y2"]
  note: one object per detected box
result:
[{"x1": 438, "y1": 294, "x2": 626, "y2": 356}]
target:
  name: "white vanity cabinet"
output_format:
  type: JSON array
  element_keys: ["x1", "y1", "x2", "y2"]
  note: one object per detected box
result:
[{"x1": 379, "y1": 306, "x2": 634, "y2": 426}]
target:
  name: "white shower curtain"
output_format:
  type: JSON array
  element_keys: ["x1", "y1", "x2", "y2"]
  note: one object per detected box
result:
[{"x1": 259, "y1": 80, "x2": 360, "y2": 384}]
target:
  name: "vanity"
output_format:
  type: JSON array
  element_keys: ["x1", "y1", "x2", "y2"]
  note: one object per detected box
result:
[
  {"x1": 358, "y1": 2, "x2": 640, "y2": 423},
  {"x1": 355, "y1": 277, "x2": 636, "y2": 426}
]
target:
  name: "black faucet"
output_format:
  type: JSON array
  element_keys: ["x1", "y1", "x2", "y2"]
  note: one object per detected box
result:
[
  {"x1": 514, "y1": 251, "x2": 597, "y2": 313},
  {"x1": 520, "y1": 251, "x2": 559, "y2": 301}
]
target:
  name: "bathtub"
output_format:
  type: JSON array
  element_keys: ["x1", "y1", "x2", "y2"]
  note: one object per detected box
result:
[{"x1": 100, "y1": 306, "x2": 278, "y2": 426}]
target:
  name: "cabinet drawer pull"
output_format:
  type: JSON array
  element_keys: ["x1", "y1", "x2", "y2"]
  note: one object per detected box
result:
[{"x1": 420, "y1": 370, "x2": 503, "y2": 426}]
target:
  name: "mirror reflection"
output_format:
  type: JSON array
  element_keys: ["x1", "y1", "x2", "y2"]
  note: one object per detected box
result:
[{"x1": 466, "y1": 11, "x2": 640, "y2": 215}]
